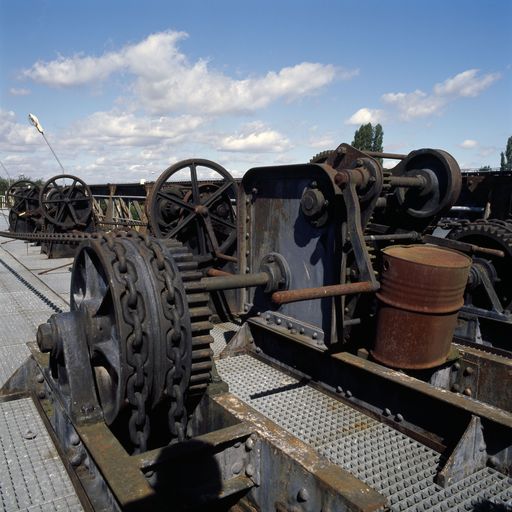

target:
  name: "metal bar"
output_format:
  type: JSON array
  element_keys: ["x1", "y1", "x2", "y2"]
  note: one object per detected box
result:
[
  {"x1": 91, "y1": 194, "x2": 147, "y2": 200},
  {"x1": 388, "y1": 175, "x2": 427, "y2": 188},
  {"x1": 271, "y1": 281, "x2": 378, "y2": 305},
  {"x1": 201, "y1": 272, "x2": 269, "y2": 291},
  {"x1": 363, "y1": 150, "x2": 408, "y2": 160},
  {"x1": 331, "y1": 351, "x2": 512, "y2": 429},
  {"x1": 423, "y1": 234, "x2": 505, "y2": 258},
  {"x1": 364, "y1": 232, "x2": 421, "y2": 242},
  {"x1": 207, "y1": 268, "x2": 233, "y2": 277},
  {"x1": 134, "y1": 422, "x2": 253, "y2": 470},
  {"x1": 38, "y1": 261, "x2": 71, "y2": 275},
  {"x1": 77, "y1": 422, "x2": 157, "y2": 509}
]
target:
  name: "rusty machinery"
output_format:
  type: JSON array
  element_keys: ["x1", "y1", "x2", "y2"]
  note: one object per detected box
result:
[
  {"x1": 147, "y1": 158, "x2": 238, "y2": 266},
  {"x1": 5, "y1": 179, "x2": 44, "y2": 233},
  {"x1": 3, "y1": 162, "x2": 238, "y2": 267},
  {"x1": 2, "y1": 143, "x2": 512, "y2": 511}
]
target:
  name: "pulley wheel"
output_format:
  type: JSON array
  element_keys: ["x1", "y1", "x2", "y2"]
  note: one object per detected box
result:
[
  {"x1": 39, "y1": 174, "x2": 92, "y2": 229},
  {"x1": 69, "y1": 233, "x2": 213, "y2": 451},
  {"x1": 394, "y1": 149, "x2": 461, "y2": 218},
  {"x1": 148, "y1": 159, "x2": 237, "y2": 264}
]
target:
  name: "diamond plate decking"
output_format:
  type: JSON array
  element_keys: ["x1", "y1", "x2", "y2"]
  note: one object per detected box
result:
[{"x1": 216, "y1": 354, "x2": 512, "y2": 512}]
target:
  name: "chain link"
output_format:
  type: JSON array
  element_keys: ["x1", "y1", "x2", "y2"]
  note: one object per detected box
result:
[
  {"x1": 146, "y1": 239, "x2": 191, "y2": 443},
  {"x1": 101, "y1": 231, "x2": 152, "y2": 453}
]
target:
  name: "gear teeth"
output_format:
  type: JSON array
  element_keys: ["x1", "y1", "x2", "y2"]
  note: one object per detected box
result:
[
  {"x1": 173, "y1": 248, "x2": 215, "y2": 399},
  {"x1": 447, "y1": 219, "x2": 512, "y2": 312}
]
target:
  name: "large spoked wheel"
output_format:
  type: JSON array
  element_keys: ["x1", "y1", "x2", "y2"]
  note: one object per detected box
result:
[
  {"x1": 39, "y1": 174, "x2": 92, "y2": 229},
  {"x1": 6, "y1": 180, "x2": 42, "y2": 232},
  {"x1": 148, "y1": 159, "x2": 237, "y2": 264}
]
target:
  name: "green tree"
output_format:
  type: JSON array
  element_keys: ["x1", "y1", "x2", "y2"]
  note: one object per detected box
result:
[
  {"x1": 352, "y1": 123, "x2": 384, "y2": 163},
  {"x1": 500, "y1": 136, "x2": 512, "y2": 172}
]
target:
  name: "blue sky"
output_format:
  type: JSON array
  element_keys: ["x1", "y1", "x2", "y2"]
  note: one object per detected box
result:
[{"x1": 0, "y1": 0, "x2": 511, "y2": 182}]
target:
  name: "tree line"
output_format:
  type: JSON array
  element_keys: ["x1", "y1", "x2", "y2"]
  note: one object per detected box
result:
[{"x1": 0, "y1": 176, "x2": 44, "y2": 196}]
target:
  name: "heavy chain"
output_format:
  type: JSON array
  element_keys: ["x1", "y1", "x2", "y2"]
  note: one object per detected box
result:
[
  {"x1": 102, "y1": 231, "x2": 152, "y2": 452},
  {"x1": 146, "y1": 239, "x2": 191, "y2": 443}
]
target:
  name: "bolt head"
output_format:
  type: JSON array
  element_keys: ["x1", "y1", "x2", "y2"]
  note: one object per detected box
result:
[
  {"x1": 297, "y1": 488, "x2": 309, "y2": 502},
  {"x1": 245, "y1": 464, "x2": 255, "y2": 477},
  {"x1": 231, "y1": 461, "x2": 243, "y2": 475},
  {"x1": 36, "y1": 322, "x2": 55, "y2": 353}
]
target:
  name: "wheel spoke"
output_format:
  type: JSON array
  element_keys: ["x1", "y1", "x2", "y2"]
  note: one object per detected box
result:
[
  {"x1": 201, "y1": 181, "x2": 234, "y2": 207},
  {"x1": 195, "y1": 217, "x2": 208, "y2": 255},
  {"x1": 190, "y1": 163, "x2": 201, "y2": 205},
  {"x1": 157, "y1": 190, "x2": 195, "y2": 212},
  {"x1": 166, "y1": 211, "x2": 197, "y2": 238},
  {"x1": 208, "y1": 212, "x2": 236, "y2": 230}
]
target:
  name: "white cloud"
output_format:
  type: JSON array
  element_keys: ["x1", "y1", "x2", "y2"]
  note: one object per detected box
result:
[
  {"x1": 217, "y1": 122, "x2": 291, "y2": 153},
  {"x1": 21, "y1": 31, "x2": 351, "y2": 116},
  {"x1": 64, "y1": 111, "x2": 204, "y2": 147},
  {"x1": 345, "y1": 107, "x2": 384, "y2": 125},
  {"x1": 459, "y1": 139, "x2": 478, "y2": 149},
  {"x1": 434, "y1": 69, "x2": 501, "y2": 97},
  {"x1": 9, "y1": 87, "x2": 31, "y2": 96},
  {"x1": 381, "y1": 91, "x2": 444, "y2": 120},
  {"x1": 0, "y1": 110, "x2": 42, "y2": 152},
  {"x1": 381, "y1": 69, "x2": 500, "y2": 120}
]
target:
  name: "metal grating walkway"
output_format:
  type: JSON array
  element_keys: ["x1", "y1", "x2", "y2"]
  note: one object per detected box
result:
[
  {"x1": 216, "y1": 353, "x2": 512, "y2": 512},
  {"x1": 0, "y1": 398, "x2": 83, "y2": 511}
]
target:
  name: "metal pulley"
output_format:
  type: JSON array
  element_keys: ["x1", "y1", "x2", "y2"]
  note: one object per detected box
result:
[
  {"x1": 39, "y1": 174, "x2": 93, "y2": 229},
  {"x1": 37, "y1": 232, "x2": 213, "y2": 453},
  {"x1": 6, "y1": 179, "x2": 42, "y2": 233},
  {"x1": 392, "y1": 149, "x2": 462, "y2": 218},
  {"x1": 148, "y1": 159, "x2": 237, "y2": 265}
]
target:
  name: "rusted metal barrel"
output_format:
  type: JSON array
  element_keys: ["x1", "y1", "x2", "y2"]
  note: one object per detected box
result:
[{"x1": 372, "y1": 245, "x2": 471, "y2": 369}]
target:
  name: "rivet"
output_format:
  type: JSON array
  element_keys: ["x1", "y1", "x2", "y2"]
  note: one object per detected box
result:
[
  {"x1": 488, "y1": 456, "x2": 499, "y2": 468},
  {"x1": 23, "y1": 430, "x2": 36, "y2": 440},
  {"x1": 246, "y1": 216, "x2": 250, "y2": 222},
  {"x1": 396, "y1": 413, "x2": 404, "y2": 422},
  {"x1": 464, "y1": 367, "x2": 474, "y2": 376},
  {"x1": 249, "y1": 337, "x2": 255, "y2": 344},
  {"x1": 453, "y1": 362, "x2": 461, "y2": 371},
  {"x1": 245, "y1": 267, "x2": 250, "y2": 273},
  {"x1": 276, "y1": 318, "x2": 282, "y2": 325},
  {"x1": 287, "y1": 322, "x2": 293, "y2": 329},
  {"x1": 312, "y1": 332, "x2": 318, "y2": 339},
  {"x1": 252, "y1": 188, "x2": 258, "y2": 195},
  {"x1": 297, "y1": 487, "x2": 309, "y2": 502},
  {"x1": 231, "y1": 461, "x2": 243, "y2": 475},
  {"x1": 345, "y1": 390, "x2": 352, "y2": 398},
  {"x1": 70, "y1": 453, "x2": 82, "y2": 467},
  {"x1": 336, "y1": 386, "x2": 343, "y2": 394},
  {"x1": 234, "y1": 442, "x2": 241, "y2": 448},
  {"x1": 299, "y1": 328, "x2": 305, "y2": 334},
  {"x1": 37, "y1": 390, "x2": 45, "y2": 399},
  {"x1": 245, "y1": 464, "x2": 255, "y2": 477},
  {"x1": 245, "y1": 438, "x2": 254, "y2": 451},
  {"x1": 69, "y1": 433, "x2": 80, "y2": 446},
  {"x1": 463, "y1": 387, "x2": 472, "y2": 397},
  {"x1": 383, "y1": 408, "x2": 391, "y2": 416},
  {"x1": 36, "y1": 373, "x2": 44, "y2": 383},
  {"x1": 255, "y1": 347, "x2": 262, "y2": 354}
]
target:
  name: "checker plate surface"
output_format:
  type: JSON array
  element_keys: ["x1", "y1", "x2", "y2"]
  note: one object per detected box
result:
[{"x1": 216, "y1": 354, "x2": 512, "y2": 511}]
